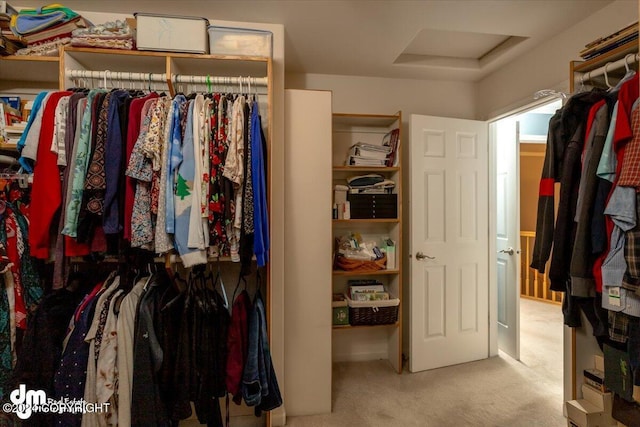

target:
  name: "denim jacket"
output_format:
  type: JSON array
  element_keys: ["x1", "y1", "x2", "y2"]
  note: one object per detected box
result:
[{"x1": 242, "y1": 291, "x2": 282, "y2": 411}]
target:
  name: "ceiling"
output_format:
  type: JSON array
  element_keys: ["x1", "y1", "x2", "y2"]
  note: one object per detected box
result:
[{"x1": 11, "y1": 0, "x2": 617, "y2": 81}]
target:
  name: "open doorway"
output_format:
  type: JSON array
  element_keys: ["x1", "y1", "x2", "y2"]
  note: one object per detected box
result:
[{"x1": 494, "y1": 98, "x2": 564, "y2": 398}]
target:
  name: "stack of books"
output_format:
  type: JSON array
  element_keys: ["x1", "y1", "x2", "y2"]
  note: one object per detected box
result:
[{"x1": 579, "y1": 21, "x2": 638, "y2": 60}]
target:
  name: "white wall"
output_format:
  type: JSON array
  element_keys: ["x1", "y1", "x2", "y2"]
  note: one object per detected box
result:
[
  {"x1": 476, "y1": 0, "x2": 637, "y2": 120},
  {"x1": 286, "y1": 73, "x2": 476, "y2": 120}
]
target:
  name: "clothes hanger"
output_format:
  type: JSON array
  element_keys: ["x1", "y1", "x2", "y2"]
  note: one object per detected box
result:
[
  {"x1": 231, "y1": 272, "x2": 248, "y2": 303},
  {"x1": 213, "y1": 256, "x2": 229, "y2": 309},
  {"x1": 603, "y1": 63, "x2": 614, "y2": 90},
  {"x1": 610, "y1": 54, "x2": 637, "y2": 92}
]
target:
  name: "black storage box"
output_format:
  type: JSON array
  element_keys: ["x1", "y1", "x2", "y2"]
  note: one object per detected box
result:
[{"x1": 347, "y1": 193, "x2": 397, "y2": 219}]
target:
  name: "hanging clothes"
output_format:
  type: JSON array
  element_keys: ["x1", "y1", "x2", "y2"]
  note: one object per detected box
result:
[
  {"x1": 242, "y1": 289, "x2": 282, "y2": 413},
  {"x1": 29, "y1": 91, "x2": 72, "y2": 259},
  {"x1": 116, "y1": 276, "x2": 148, "y2": 427},
  {"x1": 53, "y1": 281, "x2": 104, "y2": 427},
  {"x1": 208, "y1": 93, "x2": 232, "y2": 255},
  {"x1": 130, "y1": 270, "x2": 172, "y2": 426},
  {"x1": 173, "y1": 100, "x2": 207, "y2": 267},
  {"x1": 62, "y1": 89, "x2": 108, "y2": 240},
  {"x1": 124, "y1": 92, "x2": 160, "y2": 241}
]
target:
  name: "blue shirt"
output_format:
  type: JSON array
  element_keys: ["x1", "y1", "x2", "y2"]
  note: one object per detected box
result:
[
  {"x1": 17, "y1": 91, "x2": 48, "y2": 172},
  {"x1": 251, "y1": 104, "x2": 269, "y2": 267},
  {"x1": 165, "y1": 95, "x2": 186, "y2": 234}
]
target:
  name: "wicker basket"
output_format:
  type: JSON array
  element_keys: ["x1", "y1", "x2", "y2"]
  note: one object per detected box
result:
[
  {"x1": 346, "y1": 295, "x2": 399, "y2": 326},
  {"x1": 334, "y1": 254, "x2": 387, "y2": 272}
]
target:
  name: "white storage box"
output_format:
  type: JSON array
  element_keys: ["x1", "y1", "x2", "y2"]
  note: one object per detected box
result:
[
  {"x1": 135, "y1": 13, "x2": 209, "y2": 54},
  {"x1": 566, "y1": 399, "x2": 606, "y2": 427},
  {"x1": 208, "y1": 26, "x2": 272, "y2": 57}
]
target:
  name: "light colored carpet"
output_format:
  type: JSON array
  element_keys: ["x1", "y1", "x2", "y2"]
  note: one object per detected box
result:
[{"x1": 285, "y1": 298, "x2": 565, "y2": 427}]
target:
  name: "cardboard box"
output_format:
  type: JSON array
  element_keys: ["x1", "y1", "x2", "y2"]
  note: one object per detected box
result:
[
  {"x1": 566, "y1": 399, "x2": 605, "y2": 427},
  {"x1": 582, "y1": 384, "x2": 615, "y2": 426}
]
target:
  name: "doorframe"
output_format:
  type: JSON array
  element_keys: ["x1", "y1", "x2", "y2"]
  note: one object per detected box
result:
[{"x1": 487, "y1": 96, "x2": 564, "y2": 358}]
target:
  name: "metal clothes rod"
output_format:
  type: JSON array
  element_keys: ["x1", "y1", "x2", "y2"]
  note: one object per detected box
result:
[
  {"x1": 66, "y1": 69, "x2": 168, "y2": 83},
  {"x1": 174, "y1": 74, "x2": 268, "y2": 86},
  {"x1": 578, "y1": 53, "x2": 639, "y2": 83},
  {"x1": 65, "y1": 69, "x2": 268, "y2": 86}
]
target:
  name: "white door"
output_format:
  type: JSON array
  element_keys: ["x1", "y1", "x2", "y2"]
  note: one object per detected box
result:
[
  {"x1": 493, "y1": 118, "x2": 521, "y2": 360},
  {"x1": 409, "y1": 115, "x2": 489, "y2": 372}
]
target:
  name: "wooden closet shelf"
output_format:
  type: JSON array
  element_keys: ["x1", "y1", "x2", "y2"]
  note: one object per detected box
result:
[
  {"x1": 332, "y1": 269, "x2": 400, "y2": 276},
  {"x1": 572, "y1": 40, "x2": 639, "y2": 73},
  {"x1": 332, "y1": 322, "x2": 400, "y2": 330},
  {"x1": 63, "y1": 46, "x2": 270, "y2": 63},
  {"x1": 333, "y1": 218, "x2": 399, "y2": 224},
  {"x1": 333, "y1": 166, "x2": 399, "y2": 172},
  {"x1": 332, "y1": 113, "x2": 400, "y2": 128}
]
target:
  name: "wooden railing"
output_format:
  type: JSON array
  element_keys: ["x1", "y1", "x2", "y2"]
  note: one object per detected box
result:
[{"x1": 520, "y1": 231, "x2": 562, "y2": 304}]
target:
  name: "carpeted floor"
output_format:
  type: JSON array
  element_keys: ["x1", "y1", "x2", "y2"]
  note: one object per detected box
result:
[{"x1": 285, "y1": 298, "x2": 565, "y2": 427}]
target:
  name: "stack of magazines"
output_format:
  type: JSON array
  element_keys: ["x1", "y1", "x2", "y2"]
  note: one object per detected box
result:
[
  {"x1": 345, "y1": 128, "x2": 400, "y2": 167},
  {"x1": 346, "y1": 142, "x2": 391, "y2": 166},
  {"x1": 579, "y1": 21, "x2": 638, "y2": 60}
]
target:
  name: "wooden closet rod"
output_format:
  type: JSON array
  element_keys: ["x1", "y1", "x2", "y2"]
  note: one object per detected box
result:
[{"x1": 578, "y1": 52, "x2": 639, "y2": 83}]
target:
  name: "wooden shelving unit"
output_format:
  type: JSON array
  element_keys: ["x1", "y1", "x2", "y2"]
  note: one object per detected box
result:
[
  {"x1": 1, "y1": 45, "x2": 275, "y2": 426},
  {"x1": 331, "y1": 111, "x2": 403, "y2": 374}
]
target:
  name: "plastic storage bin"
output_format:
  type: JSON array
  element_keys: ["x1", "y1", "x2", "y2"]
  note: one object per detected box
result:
[
  {"x1": 208, "y1": 26, "x2": 272, "y2": 57},
  {"x1": 135, "y1": 13, "x2": 209, "y2": 54}
]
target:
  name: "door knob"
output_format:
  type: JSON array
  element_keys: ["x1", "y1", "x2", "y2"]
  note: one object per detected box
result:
[
  {"x1": 415, "y1": 252, "x2": 435, "y2": 260},
  {"x1": 498, "y1": 247, "x2": 515, "y2": 256}
]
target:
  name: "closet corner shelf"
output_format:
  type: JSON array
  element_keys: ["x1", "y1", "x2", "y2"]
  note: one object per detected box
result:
[
  {"x1": 333, "y1": 166, "x2": 400, "y2": 172},
  {"x1": 572, "y1": 40, "x2": 639, "y2": 73},
  {"x1": 333, "y1": 218, "x2": 399, "y2": 224},
  {"x1": 332, "y1": 322, "x2": 400, "y2": 330},
  {"x1": 332, "y1": 269, "x2": 400, "y2": 276}
]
